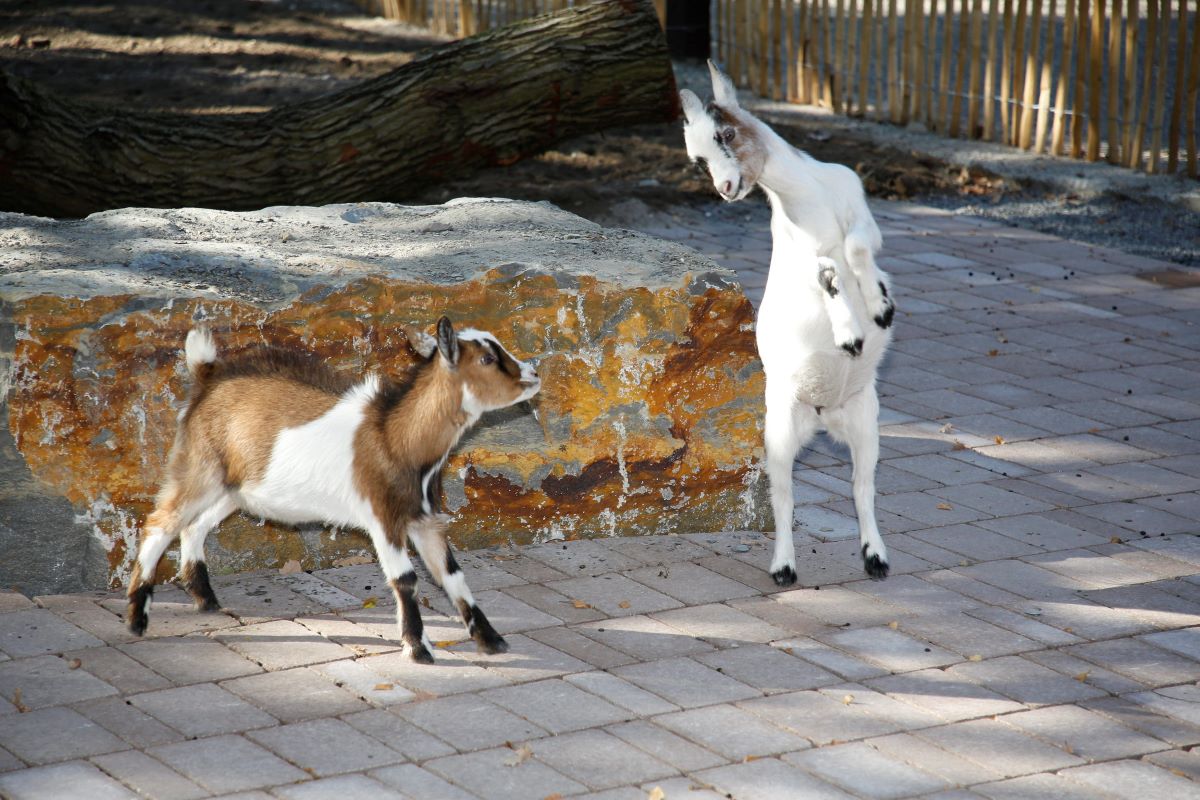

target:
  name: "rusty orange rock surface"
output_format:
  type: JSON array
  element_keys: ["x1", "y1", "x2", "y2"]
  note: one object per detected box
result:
[{"x1": 2, "y1": 201, "x2": 768, "y2": 590}]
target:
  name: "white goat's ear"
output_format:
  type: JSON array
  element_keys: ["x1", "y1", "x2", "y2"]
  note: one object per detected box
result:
[
  {"x1": 708, "y1": 59, "x2": 739, "y2": 109},
  {"x1": 436, "y1": 315, "x2": 460, "y2": 366},
  {"x1": 404, "y1": 325, "x2": 438, "y2": 359},
  {"x1": 679, "y1": 89, "x2": 704, "y2": 124}
]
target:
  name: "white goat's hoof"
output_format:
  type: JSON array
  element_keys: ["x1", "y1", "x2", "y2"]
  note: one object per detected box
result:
[
  {"x1": 861, "y1": 544, "x2": 889, "y2": 580},
  {"x1": 770, "y1": 564, "x2": 797, "y2": 586},
  {"x1": 840, "y1": 337, "x2": 864, "y2": 357}
]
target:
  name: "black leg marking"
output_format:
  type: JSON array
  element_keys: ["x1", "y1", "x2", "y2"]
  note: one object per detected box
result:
[
  {"x1": 841, "y1": 338, "x2": 864, "y2": 357},
  {"x1": 770, "y1": 565, "x2": 797, "y2": 587},
  {"x1": 181, "y1": 562, "x2": 221, "y2": 612},
  {"x1": 456, "y1": 599, "x2": 508, "y2": 655},
  {"x1": 874, "y1": 282, "x2": 896, "y2": 329},
  {"x1": 861, "y1": 544, "x2": 890, "y2": 580},
  {"x1": 391, "y1": 574, "x2": 434, "y2": 664},
  {"x1": 817, "y1": 263, "x2": 839, "y2": 297},
  {"x1": 126, "y1": 584, "x2": 153, "y2": 636}
]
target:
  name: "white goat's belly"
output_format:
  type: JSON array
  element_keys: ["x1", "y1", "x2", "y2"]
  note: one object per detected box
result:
[
  {"x1": 757, "y1": 271, "x2": 888, "y2": 410},
  {"x1": 237, "y1": 382, "x2": 377, "y2": 531}
]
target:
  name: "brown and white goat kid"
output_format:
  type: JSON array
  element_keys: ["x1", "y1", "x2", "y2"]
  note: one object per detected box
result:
[
  {"x1": 680, "y1": 61, "x2": 894, "y2": 586},
  {"x1": 125, "y1": 317, "x2": 540, "y2": 664}
]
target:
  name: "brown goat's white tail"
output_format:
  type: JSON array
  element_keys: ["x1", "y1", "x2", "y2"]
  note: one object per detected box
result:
[{"x1": 184, "y1": 327, "x2": 218, "y2": 376}]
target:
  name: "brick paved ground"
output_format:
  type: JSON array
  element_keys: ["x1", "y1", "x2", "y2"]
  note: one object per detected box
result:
[{"x1": 2, "y1": 199, "x2": 1199, "y2": 799}]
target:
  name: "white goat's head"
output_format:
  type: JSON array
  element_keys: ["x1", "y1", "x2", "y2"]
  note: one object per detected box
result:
[{"x1": 680, "y1": 60, "x2": 764, "y2": 202}]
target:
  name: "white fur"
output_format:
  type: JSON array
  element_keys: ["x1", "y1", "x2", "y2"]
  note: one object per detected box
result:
[
  {"x1": 184, "y1": 327, "x2": 217, "y2": 376},
  {"x1": 138, "y1": 528, "x2": 173, "y2": 584},
  {"x1": 238, "y1": 376, "x2": 380, "y2": 529},
  {"x1": 681, "y1": 63, "x2": 893, "y2": 583},
  {"x1": 442, "y1": 570, "x2": 475, "y2": 608}
]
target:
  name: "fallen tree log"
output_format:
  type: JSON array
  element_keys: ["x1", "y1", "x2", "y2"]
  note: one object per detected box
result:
[{"x1": 0, "y1": 0, "x2": 677, "y2": 218}]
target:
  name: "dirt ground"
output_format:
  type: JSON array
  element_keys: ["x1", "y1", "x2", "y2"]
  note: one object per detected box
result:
[{"x1": 0, "y1": 0, "x2": 1015, "y2": 224}]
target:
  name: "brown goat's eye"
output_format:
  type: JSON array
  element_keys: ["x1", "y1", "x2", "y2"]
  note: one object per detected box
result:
[
  {"x1": 480, "y1": 353, "x2": 496, "y2": 366},
  {"x1": 717, "y1": 128, "x2": 736, "y2": 145}
]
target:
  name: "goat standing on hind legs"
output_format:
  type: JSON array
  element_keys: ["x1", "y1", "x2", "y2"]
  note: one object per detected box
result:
[
  {"x1": 125, "y1": 316, "x2": 541, "y2": 664},
  {"x1": 680, "y1": 61, "x2": 895, "y2": 586}
]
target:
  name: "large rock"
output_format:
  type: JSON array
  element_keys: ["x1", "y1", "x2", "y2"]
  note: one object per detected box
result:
[{"x1": 0, "y1": 199, "x2": 767, "y2": 595}]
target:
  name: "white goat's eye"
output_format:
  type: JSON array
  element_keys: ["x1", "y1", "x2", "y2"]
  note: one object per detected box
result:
[
  {"x1": 480, "y1": 353, "x2": 496, "y2": 366},
  {"x1": 718, "y1": 128, "x2": 736, "y2": 145}
]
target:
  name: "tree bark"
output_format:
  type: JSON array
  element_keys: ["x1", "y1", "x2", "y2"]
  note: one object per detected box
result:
[{"x1": 0, "y1": 0, "x2": 678, "y2": 218}]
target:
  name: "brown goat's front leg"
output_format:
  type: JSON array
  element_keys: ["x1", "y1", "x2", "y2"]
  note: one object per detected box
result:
[
  {"x1": 408, "y1": 519, "x2": 507, "y2": 655},
  {"x1": 389, "y1": 570, "x2": 434, "y2": 664}
]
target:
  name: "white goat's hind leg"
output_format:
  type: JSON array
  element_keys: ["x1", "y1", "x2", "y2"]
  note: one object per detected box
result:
[
  {"x1": 845, "y1": 227, "x2": 894, "y2": 329},
  {"x1": 825, "y1": 386, "x2": 889, "y2": 579},
  {"x1": 815, "y1": 257, "x2": 865, "y2": 356},
  {"x1": 764, "y1": 381, "x2": 819, "y2": 586},
  {"x1": 408, "y1": 517, "x2": 508, "y2": 655}
]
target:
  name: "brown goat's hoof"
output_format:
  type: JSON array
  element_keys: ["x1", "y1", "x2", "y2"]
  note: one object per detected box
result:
[
  {"x1": 195, "y1": 598, "x2": 222, "y2": 613},
  {"x1": 126, "y1": 611, "x2": 148, "y2": 636},
  {"x1": 476, "y1": 634, "x2": 509, "y2": 655},
  {"x1": 406, "y1": 643, "x2": 436, "y2": 665}
]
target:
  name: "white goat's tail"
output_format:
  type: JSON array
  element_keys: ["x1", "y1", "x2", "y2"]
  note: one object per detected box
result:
[{"x1": 184, "y1": 327, "x2": 218, "y2": 377}]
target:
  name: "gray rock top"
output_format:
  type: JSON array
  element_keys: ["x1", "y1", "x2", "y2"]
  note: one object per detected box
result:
[{"x1": 0, "y1": 198, "x2": 730, "y2": 304}]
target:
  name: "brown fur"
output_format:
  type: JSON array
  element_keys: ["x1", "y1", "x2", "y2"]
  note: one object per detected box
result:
[{"x1": 709, "y1": 102, "x2": 767, "y2": 187}]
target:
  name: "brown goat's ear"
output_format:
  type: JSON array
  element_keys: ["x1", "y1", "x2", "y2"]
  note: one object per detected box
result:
[
  {"x1": 436, "y1": 316, "x2": 459, "y2": 366},
  {"x1": 404, "y1": 325, "x2": 438, "y2": 359}
]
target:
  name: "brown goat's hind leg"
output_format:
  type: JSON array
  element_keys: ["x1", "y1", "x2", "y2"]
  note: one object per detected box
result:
[
  {"x1": 177, "y1": 495, "x2": 236, "y2": 612},
  {"x1": 126, "y1": 500, "x2": 185, "y2": 635}
]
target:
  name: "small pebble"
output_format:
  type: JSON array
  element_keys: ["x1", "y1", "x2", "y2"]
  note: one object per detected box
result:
[{"x1": 732, "y1": 544, "x2": 750, "y2": 553}]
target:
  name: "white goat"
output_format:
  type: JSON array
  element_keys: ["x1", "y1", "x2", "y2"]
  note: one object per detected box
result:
[
  {"x1": 125, "y1": 316, "x2": 540, "y2": 663},
  {"x1": 680, "y1": 61, "x2": 894, "y2": 585}
]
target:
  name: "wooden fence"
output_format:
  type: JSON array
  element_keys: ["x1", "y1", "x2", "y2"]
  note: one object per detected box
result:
[
  {"x1": 359, "y1": 0, "x2": 1197, "y2": 177},
  {"x1": 717, "y1": 0, "x2": 1197, "y2": 176}
]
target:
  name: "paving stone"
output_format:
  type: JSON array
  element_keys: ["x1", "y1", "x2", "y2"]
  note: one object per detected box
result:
[
  {"x1": 247, "y1": 718, "x2": 404, "y2": 777},
  {"x1": 72, "y1": 696, "x2": 185, "y2": 749},
  {"x1": 1142, "y1": 748, "x2": 1200, "y2": 783},
  {"x1": 271, "y1": 773, "x2": 407, "y2": 800},
  {"x1": 543, "y1": 574, "x2": 682, "y2": 618},
  {"x1": 523, "y1": 625, "x2": 636, "y2": 669},
  {"x1": 885, "y1": 533, "x2": 970, "y2": 568},
  {"x1": 955, "y1": 559, "x2": 1095, "y2": 600},
  {"x1": 604, "y1": 719, "x2": 726, "y2": 772},
  {"x1": 452, "y1": 633, "x2": 590, "y2": 684},
  {"x1": 973, "y1": 773, "x2": 1122, "y2": 800},
  {"x1": 899, "y1": 612, "x2": 1040, "y2": 658},
  {"x1": 948, "y1": 654, "x2": 1109, "y2": 707},
  {"x1": 1080, "y1": 582, "x2": 1200, "y2": 630},
  {"x1": 0, "y1": 706, "x2": 128, "y2": 765},
  {"x1": 0, "y1": 653, "x2": 118, "y2": 710},
  {"x1": 96, "y1": 592, "x2": 241, "y2": 639},
  {"x1": 1065, "y1": 637, "x2": 1200, "y2": 687},
  {"x1": 631, "y1": 776, "x2": 729, "y2": 799},
  {"x1": 773, "y1": 585, "x2": 912, "y2": 628},
  {"x1": 368, "y1": 762, "x2": 481, "y2": 799},
  {"x1": 626, "y1": 562, "x2": 758, "y2": 605},
  {"x1": 119, "y1": 636, "x2": 262, "y2": 685},
  {"x1": 694, "y1": 643, "x2": 840, "y2": 694},
  {"x1": 130, "y1": 683, "x2": 277, "y2": 737},
  {"x1": 692, "y1": 554, "x2": 792, "y2": 595},
  {"x1": 848, "y1": 574, "x2": 986, "y2": 616},
  {"x1": 354, "y1": 647, "x2": 511, "y2": 697},
  {"x1": 339, "y1": 708, "x2": 455, "y2": 761},
  {"x1": 0, "y1": 609, "x2": 105, "y2": 657},
  {"x1": 1023, "y1": 648, "x2": 1148, "y2": 695},
  {"x1": 1002, "y1": 705, "x2": 1168, "y2": 762},
  {"x1": 653, "y1": 703, "x2": 810, "y2": 760},
  {"x1": 149, "y1": 735, "x2": 307, "y2": 794},
  {"x1": 273, "y1": 572, "x2": 363, "y2": 611},
  {"x1": 910, "y1": 523, "x2": 1046, "y2": 561},
  {"x1": 878, "y1": 491, "x2": 992, "y2": 526},
  {"x1": 865, "y1": 732, "x2": 1006, "y2": 786},
  {"x1": 562, "y1": 670, "x2": 680, "y2": 716},
  {"x1": 1025, "y1": 549, "x2": 1164, "y2": 590},
  {"x1": 819, "y1": 626, "x2": 961, "y2": 672},
  {"x1": 521, "y1": 540, "x2": 644, "y2": 578},
  {"x1": 222, "y1": 665, "x2": 371, "y2": 721},
  {"x1": 424, "y1": 745, "x2": 586, "y2": 800},
  {"x1": 723, "y1": 596, "x2": 831, "y2": 637},
  {"x1": 1083, "y1": 695, "x2": 1200, "y2": 748},
  {"x1": 1058, "y1": 759, "x2": 1200, "y2": 799},
  {"x1": 481, "y1": 678, "x2": 628, "y2": 734},
  {"x1": 866, "y1": 668, "x2": 1024, "y2": 722},
  {"x1": 573, "y1": 615, "x2": 715, "y2": 661},
  {"x1": 693, "y1": 757, "x2": 857, "y2": 800},
  {"x1": 289, "y1": 613, "x2": 399, "y2": 657},
  {"x1": 209, "y1": 573, "x2": 328, "y2": 625},
  {"x1": 497, "y1": 583, "x2": 606, "y2": 625},
  {"x1": 524, "y1": 729, "x2": 676, "y2": 790},
  {"x1": 90, "y1": 750, "x2": 208, "y2": 800},
  {"x1": 771, "y1": 636, "x2": 891, "y2": 681},
  {"x1": 650, "y1": 602, "x2": 791, "y2": 647},
  {"x1": 393, "y1": 693, "x2": 547, "y2": 751},
  {"x1": 740, "y1": 689, "x2": 904, "y2": 746},
  {"x1": 0, "y1": 593, "x2": 34, "y2": 612},
  {"x1": 1075, "y1": 501, "x2": 1196, "y2": 536},
  {"x1": 613, "y1": 657, "x2": 759, "y2": 709},
  {"x1": 782, "y1": 741, "x2": 951, "y2": 799},
  {"x1": 915, "y1": 718, "x2": 1086, "y2": 778},
  {"x1": 214, "y1": 619, "x2": 354, "y2": 671},
  {"x1": 0, "y1": 760, "x2": 137, "y2": 800},
  {"x1": 66, "y1": 645, "x2": 172, "y2": 695},
  {"x1": 600, "y1": 534, "x2": 715, "y2": 566},
  {"x1": 0, "y1": 745, "x2": 23, "y2": 773},
  {"x1": 34, "y1": 595, "x2": 139, "y2": 646}
]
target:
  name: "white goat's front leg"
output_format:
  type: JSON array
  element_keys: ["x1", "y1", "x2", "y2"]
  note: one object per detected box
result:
[
  {"x1": 824, "y1": 385, "x2": 889, "y2": 579},
  {"x1": 815, "y1": 257, "x2": 865, "y2": 356},
  {"x1": 764, "y1": 378, "x2": 820, "y2": 586},
  {"x1": 408, "y1": 517, "x2": 508, "y2": 655},
  {"x1": 845, "y1": 226, "x2": 895, "y2": 330}
]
